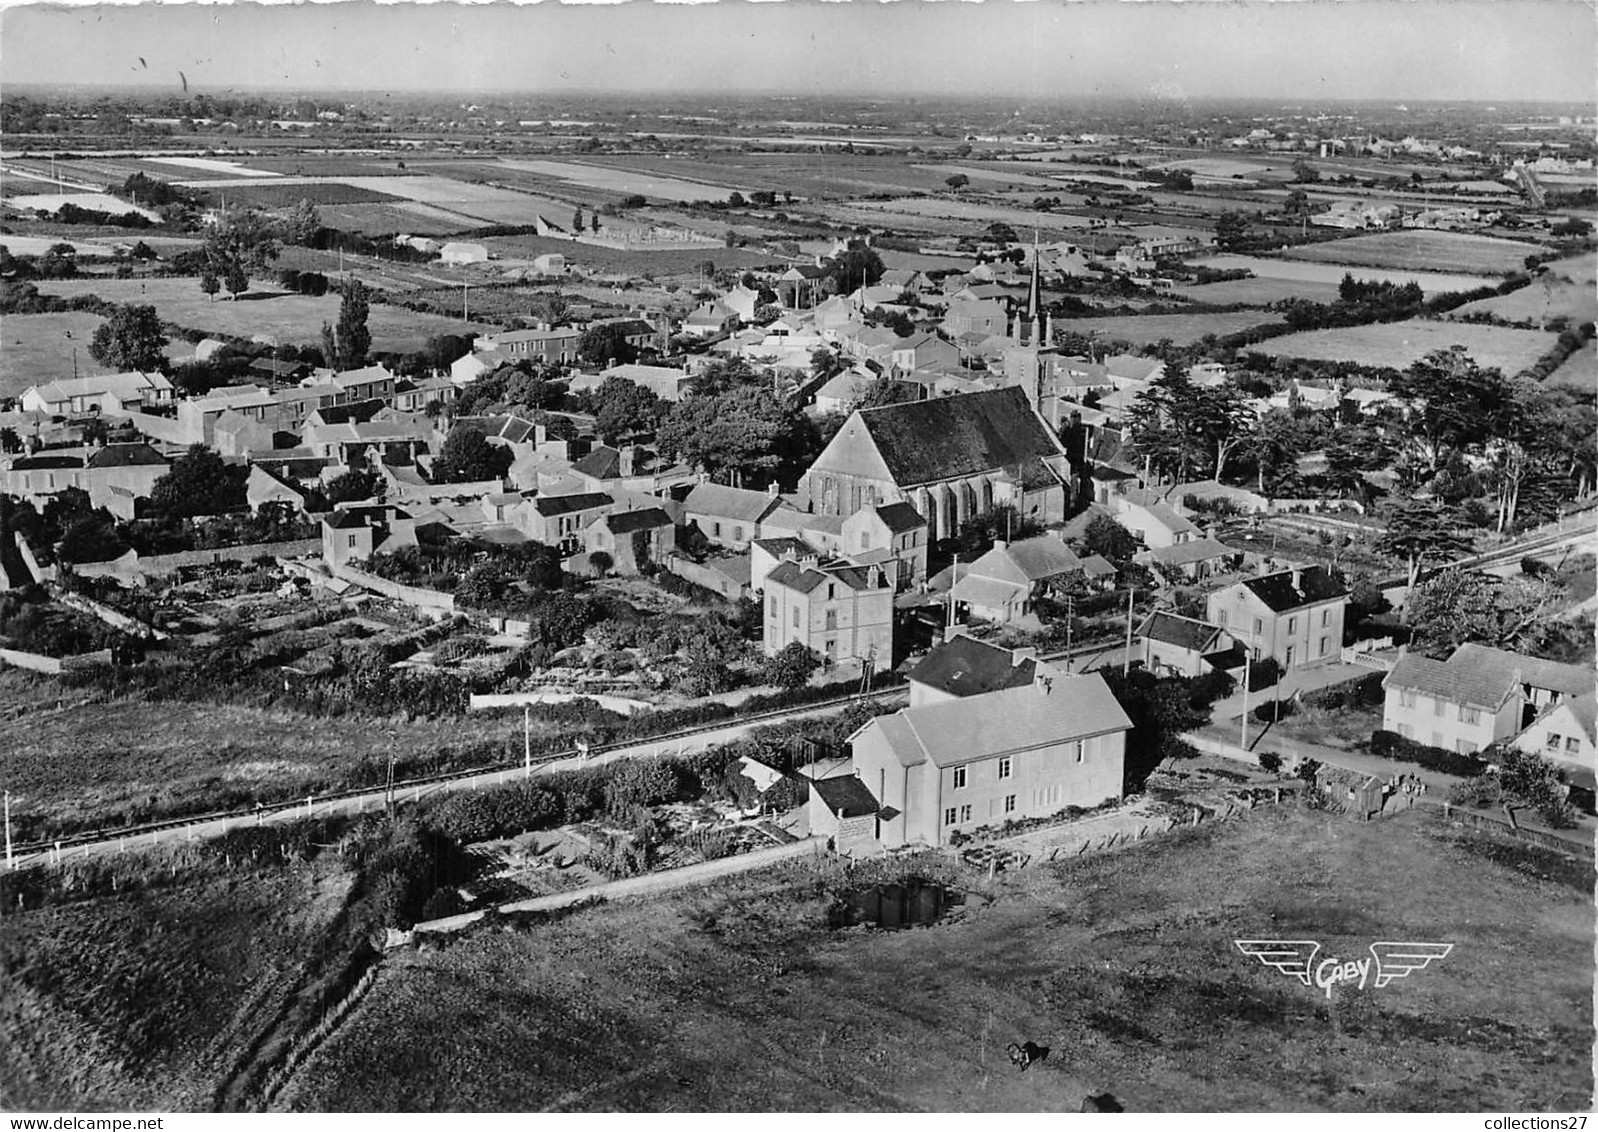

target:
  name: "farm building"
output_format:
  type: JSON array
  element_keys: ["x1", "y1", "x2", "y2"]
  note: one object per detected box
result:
[
  {"x1": 532, "y1": 253, "x2": 567, "y2": 274},
  {"x1": 440, "y1": 242, "x2": 489, "y2": 265}
]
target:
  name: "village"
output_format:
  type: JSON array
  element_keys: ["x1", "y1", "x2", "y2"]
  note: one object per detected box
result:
[{"x1": 1, "y1": 44, "x2": 1594, "y2": 1115}]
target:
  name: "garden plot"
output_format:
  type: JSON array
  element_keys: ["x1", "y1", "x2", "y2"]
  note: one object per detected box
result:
[
  {"x1": 1249, "y1": 318, "x2": 1557, "y2": 375},
  {"x1": 492, "y1": 158, "x2": 740, "y2": 203},
  {"x1": 4, "y1": 192, "x2": 161, "y2": 221}
]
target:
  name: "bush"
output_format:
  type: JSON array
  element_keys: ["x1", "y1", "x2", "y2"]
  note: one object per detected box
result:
[
  {"x1": 1367, "y1": 729, "x2": 1487, "y2": 777},
  {"x1": 1258, "y1": 751, "x2": 1283, "y2": 776}
]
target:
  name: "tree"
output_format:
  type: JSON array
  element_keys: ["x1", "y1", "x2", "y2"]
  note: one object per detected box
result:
[
  {"x1": 1387, "y1": 348, "x2": 1511, "y2": 478},
  {"x1": 726, "y1": 191, "x2": 746, "y2": 208},
  {"x1": 149, "y1": 445, "x2": 248, "y2": 518},
  {"x1": 1409, "y1": 568, "x2": 1565, "y2": 654},
  {"x1": 0, "y1": 428, "x2": 20, "y2": 454},
  {"x1": 1258, "y1": 751, "x2": 1283, "y2": 776},
  {"x1": 201, "y1": 208, "x2": 280, "y2": 302},
  {"x1": 1189, "y1": 383, "x2": 1257, "y2": 481},
  {"x1": 432, "y1": 427, "x2": 512, "y2": 484},
  {"x1": 57, "y1": 513, "x2": 126, "y2": 564},
  {"x1": 529, "y1": 290, "x2": 571, "y2": 326},
  {"x1": 1214, "y1": 211, "x2": 1249, "y2": 251},
  {"x1": 578, "y1": 323, "x2": 637, "y2": 367},
  {"x1": 1375, "y1": 499, "x2": 1472, "y2": 596},
  {"x1": 323, "y1": 468, "x2": 384, "y2": 506},
  {"x1": 572, "y1": 207, "x2": 584, "y2": 233},
  {"x1": 1082, "y1": 514, "x2": 1138, "y2": 565},
  {"x1": 820, "y1": 241, "x2": 885, "y2": 296},
  {"x1": 88, "y1": 303, "x2": 167, "y2": 372},
  {"x1": 1291, "y1": 158, "x2": 1321, "y2": 184},
  {"x1": 945, "y1": 174, "x2": 970, "y2": 191},
  {"x1": 200, "y1": 271, "x2": 220, "y2": 303},
  {"x1": 657, "y1": 384, "x2": 797, "y2": 487},
  {"x1": 588, "y1": 550, "x2": 614, "y2": 576},
  {"x1": 1283, "y1": 188, "x2": 1313, "y2": 232},
  {"x1": 764, "y1": 641, "x2": 820, "y2": 690},
  {"x1": 281, "y1": 198, "x2": 321, "y2": 245},
  {"x1": 590, "y1": 212, "x2": 600, "y2": 234},
  {"x1": 327, "y1": 279, "x2": 372, "y2": 372},
  {"x1": 591, "y1": 375, "x2": 663, "y2": 442}
]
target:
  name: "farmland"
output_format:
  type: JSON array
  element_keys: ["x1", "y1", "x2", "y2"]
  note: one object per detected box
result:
[
  {"x1": 1444, "y1": 252, "x2": 1598, "y2": 327},
  {"x1": 278, "y1": 807, "x2": 1593, "y2": 1112},
  {"x1": 1194, "y1": 253, "x2": 1503, "y2": 296},
  {"x1": 1173, "y1": 275, "x2": 1344, "y2": 306},
  {"x1": 1250, "y1": 318, "x2": 1557, "y2": 375},
  {"x1": 1546, "y1": 341, "x2": 1597, "y2": 391},
  {"x1": 31, "y1": 277, "x2": 492, "y2": 346},
  {"x1": 1054, "y1": 310, "x2": 1279, "y2": 346},
  {"x1": 1280, "y1": 230, "x2": 1551, "y2": 277},
  {"x1": 0, "y1": 311, "x2": 120, "y2": 400}
]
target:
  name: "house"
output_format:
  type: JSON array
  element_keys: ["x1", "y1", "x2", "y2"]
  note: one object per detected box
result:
[
  {"x1": 583, "y1": 507, "x2": 674, "y2": 575},
  {"x1": 762, "y1": 555, "x2": 894, "y2": 673},
  {"x1": 682, "y1": 482, "x2": 783, "y2": 550},
  {"x1": 1206, "y1": 566, "x2": 1349, "y2": 671},
  {"x1": 328, "y1": 364, "x2": 396, "y2": 406},
  {"x1": 1138, "y1": 611, "x2": 1236, "y2": 678},
  {"x1": 840, "y1": 501, "x2": 928, "y2": 590},
  {"x1": 0, "y1": 443, "x2": 169, "y2": 513},
  {"x1": 849, "y1": 675, "x2": 1132, "y2": 849},
  {"x1": 439, "y1": 242, "x2": 489, "y2": 265},
  {"x1": 750, "y1": 536, "x2": 820, "y2": 595},
  {"x1": 759, "y1": 506, "x2": 845, "y2": 557},
  {"x1": 1112, "y1": 486, "x2": 1200, "y2": 549},
  {"x1": 1139, "y1": 536, "x2": 1237, "y2": 582},
  {"x1": 941, "y1": 299, "x2": 1009, "y2": 340},
  {"x1": 450, "y1": 349, "x2": 512, "y2": 387},
  {"x1": 321, "y1": 504, "x2": 431, "y2": 568},
  {"x1": 1512, "y1": 692, "x2": 1596, "y2": 782},
  {"x1": 212, "y1": 409, "x2": 279, "y2": 457},
  {"x1": 807, "y1": 776, "x2": 881, "y2": 855},
  {"x1": 392, "y1": 375, "x2": 458, "y2": 414},
  {"x1": 799, "y1": 386, "x2": 1074, "y2": 538},
  {"x1": 1447, "y1": 643, "x2": 1592, "y2": 726},
  {"x1": 582, "y1": 363, "x2": 693, "y2": 403},
  {"x1": 812, "y1": 369, "x2": 878, "y2": 416},
  {"x1": 907, "y1": 633, "x2": 1043, "y2": 707},
  {"x1": 532, "y1": 253, "x2": 567, "y2": 275},
  {"x1": 890, "y1": 332, "x2": 960, "y2": 376},
  {"x1": 723, "y1": 286, "x2": 763, "y2": 323},
  {"x1": 1382, "y1": 652, "x2": 1522, "y2": 756},
  {"x1": 951, "y1": 535, "x2": 1083, "y2": 625},
  {"x1": 681, "y1": 301, "x2": 738, "y2": 339},
  {"x1": 20, "y1": 371, "x2": 174, "y2": 416},
  {"x1": 480, "y1": 326, "x2": 582, "y2": 366},
  {"x1": 520, "y1": 491, "x2": 614, "y2": 554},
  {"x1": 246, "y1": 463, "x2": 312, "y2": 514}
]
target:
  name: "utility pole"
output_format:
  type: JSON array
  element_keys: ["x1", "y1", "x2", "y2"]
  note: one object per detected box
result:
[
  {"x1": 1122, "y1": 586, "x2": 1134, "y2": 675},
  {"x1": 384, "y1": 749, "x2": 396, "y2": 816},
  {"x1": 463, "y1": 280, "x2": 469, "y2": 322},
  {"x1": 1240, "y1": 650, "x2": 1253, "y2": 751},
  {"x1": 4, "y1": 790, "x2": 12, "y2": 870},
  {"x1": 1063, "y1": 594, "x2": 1075, "y2": 674},
  {"x1": 523, "y1": 705, "x2": 532, "y2": 779}
]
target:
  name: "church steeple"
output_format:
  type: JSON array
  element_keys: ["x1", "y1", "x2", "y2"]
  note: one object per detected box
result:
[{"x1": 1023, "y1": 231, "x2": 1043, "y2": 345}]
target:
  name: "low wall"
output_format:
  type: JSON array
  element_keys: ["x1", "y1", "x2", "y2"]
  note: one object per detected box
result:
[
  {"x1": 402, "y1": 836, "x2": 825, "y2": 944},
  {"x1": 0, "y1": 646, "x2": 111, "y2": 674},
  {"x1": 74, "y1": 538, "x2": 323, "y2": 581},
  {"x1": 662, "y1": 556, "x2": 748, "y2": 601},
  {"x1": 469, "y1": 690, "x2": 652, "y2": 715},
  {"x1": 118, "y1": 410, "x2": 195, "y2": 446},
  {"x1": 328, "y1": 561, "x2": 457, "y2": 614},
  {"x1": 58, "y1": 592, "x2": 165, "y2": 639}
]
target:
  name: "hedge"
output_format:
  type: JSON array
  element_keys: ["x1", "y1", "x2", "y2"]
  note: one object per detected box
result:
[{"x1": 1367, "y1": 729, "x2": 1487, "y2": 777}]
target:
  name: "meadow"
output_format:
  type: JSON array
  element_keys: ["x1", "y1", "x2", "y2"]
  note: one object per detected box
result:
[
  {"x1": 0, "y1": 311, "x2": 118, "y2": 399},
  {"x1": 32, "y1": 277, "x2": 489, "y2": 347},
  {"x1": 1546, "y1": 342, "x2": 1597, "y2": 391},
  {"x1": 1195, "y1": 254, "x2": 1504, "y2": 296},
  {"x1": 1445, "y1": 252, "x2": 1598, "y2": 327},
  {"x1": 1250, "y1": 318, "x2": 1557, "y2": 375},
  {"x1": 278, "y1": 806, "x2": 1593, "y2": 1112},
  {"x1": 1053, "y1": 310, "x2": 1278, "y2": 346},
  {"x1": 1173, "y1": 275, "x2": 1344, "y2": 306},
  {"x1": 1280, "y1": 230, "x2": 1551, "y2": 276}
]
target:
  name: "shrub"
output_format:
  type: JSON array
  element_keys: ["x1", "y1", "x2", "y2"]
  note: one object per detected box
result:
[
  {"x1": 1367, "y1": 730, "x2": 1487, "y2": 778},
  {"x1": 1295, "y1": 758, "x2": 1322, "y2": 784},
  {"x1": 1258, "y1": 751, "x2": 1283, "y2": 776}
]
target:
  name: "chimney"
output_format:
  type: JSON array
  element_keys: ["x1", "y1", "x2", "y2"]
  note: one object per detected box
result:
[
  {"x1": 768, "y1": 481, "x2": 780, "y2": 497},
  {"x1": 992, "y1": 539, "x2": 1007, "y2": 552},
  {"x1": 619, "y1": 445, "x2": 635, "y2": 477},
  {"x1": 1291, "y1": 567, "x2": 1303, "y2": 590}
]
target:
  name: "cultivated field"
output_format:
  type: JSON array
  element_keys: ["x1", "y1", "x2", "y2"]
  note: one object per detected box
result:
[
  {"x1": 1196, "y1": 254, "x2": 1504, "y2": 296},
  {"x1": 1251, "y1": 318, "x2": 1557, "y2": 375},
  {"x1": 1175, "y1": 275, "x2": 1344, "y2": 306},
  {"x1": 1546, "y1": 341, "x2": 1597, "y2": 391},
  {"x1": 0, "y1": 311, "x2": 118, "y2": 400},
  {"x1": 1280, "y1": 230, "x2": 1551, "y2": 276},
  {"x1": 279, "y1": 807, "x2": 1593, "y2": 1112},
  {"x1": 31, "y1": 277, "x2": 490, "y2": 347},
  {"x1": 493, "y1": 158, "x2": 740, "y2": 203},
  {"x1": 3, "y1": 192, "x2": 161, "y2": 221},
  {"x1": 1054, "y1": 310, "x2": 1278, "y2": 346}
]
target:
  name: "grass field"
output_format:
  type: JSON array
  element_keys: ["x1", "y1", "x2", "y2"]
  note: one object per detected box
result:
[
  {"x1": 1446, "y1": 252, "x2": 1598, "y2": 327},
  {"x1": 1546, "y1": 341, "x2": 1597, "y2": 391},
  {"x1": 0, "y1": 311, "x2": 114, "y2": 399},
  {"x1": 1196, "y1": 254, "x2": 1511, "y2": 297},
  {"x1": 312, "y1": 202, "x2": 469, "y2": 237},
  {"x1": 1174, "y1": 275, "x2": 1345, "y2": 306},
  {"x1": 278, "y1": 807, "x2": 1593, "y2": 1112},
  {"x1": 1280, "y1": 230, "x2": 1552, "y2": 277},
  {"x1": 1251, "y1": 318, "x2": 1557, "y2": 375},
  {"x1": 1054, "y1": 310, "x2": 1279, "y2": 346},
  {"x1": 32, "y1": 277, "x2": 490, "y2": 347}
]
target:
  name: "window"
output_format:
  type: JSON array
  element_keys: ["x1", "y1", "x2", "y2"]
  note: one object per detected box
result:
[
  {"x1": 1546, "y1": 733, "x2": 1563, "y2": 750},
  {"x1": 944, "y1": 807, "x2": 957, "y2": 826},
  {"x1": 1398, "y1": 723, "x2": 1414, "y2": 739},
  {"x1": 713, "y1": 522, "x2": 722, "y2": 538},
  {"x1": 1432, "y1": 697, "x2": 1445, "y2": 718},
  {"x1": 1402, "y1": 689, "x2": 1417, "y2": 709},
  {"x1": 997, "y1": 757, "x2": 1012, "y2": 780},
  {"x1": 1457, "y1": 740, "x2": 1479, "y2": 755},
  {"x1": 1431, "y1": 731, "x2": 1443, "y2": 748},
  {"x1": 1004, "y1": 795, "x2": 1017, "y2": 814},
  {"x1": 860, "y1": 531, "x2": 870, "y2": 550},
  {"x1": 1320, "y1": 636, "x2": 1330, "y2": 657},
  {"x1": 1287, "y1": 616, "x2": 1297, "y2": 634},
  {"x1": 824, "y1": 609, "x2": 838, "y2": 631},
  {"x1": 1285, "y1": 646, "x2": 1295, "y2": 667},
  {"x1": 827, "y1": 583, "x2": 835, "y2": 600},
  {"x1": 1253, "y1": 617, "x2": 1263, "y2": 635},
  {"x1": 959, "y1": 804, "x2": 972, "y2": 823},
  {"x1": 1567, "y1": 737, "x2": 1581, "y2": 754},
  {"x1": 952, "y1": 766, "x2": 968, "y2": 789},
  {"x1": 791, "y1": 608, "x2": 799, "y2": 628},
  {"x1": 1216, "y1": 610, "x2": 1228, "y2": 627},
  {"x1": 1321, "y1": 609, "x2": 1330, "y2": 628},
  {"x1": 1459, "y1": 706, "x2": 1480, "y2": 726},
  {"x1": 1074, "y1": 740, "x2": 1084, "y2": 764},
  {"x1": 768, "y1": 594, "x2": 777, "y2": 614}
]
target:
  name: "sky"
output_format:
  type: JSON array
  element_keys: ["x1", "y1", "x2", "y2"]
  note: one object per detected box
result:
[{"x1": 0, "y1": 1, "x2": 1593, "y2": 103}]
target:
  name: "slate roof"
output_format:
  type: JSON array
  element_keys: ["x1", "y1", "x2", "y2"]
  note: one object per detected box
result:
[
  {"x1": 1448, "y1": 644, "x2": 1593, "y2": 699},
  {"x1": 1146, "y1": 537, "x2": 1233, "y2": 567},
  {"x1": 571, "y1": 446, "x2": 624, "y2": 480},
  {"x1": 1002, "y1": 535, "x2": 1083, "y2": 581},
  {"x1": 855, "y1": 387, "x2": 1064, "y2": 491},
  {"x1": 767, "y1": 559, "x2": 883, "y2": 595},
  {"x1": 10, "y1": 455, "x2": 83, "y2": 470},
  {"x1": 908, "y1": 635, "x2": 1037, "y2": 698},
  {"x1": 533, "y1": 492, "x2": 613, "y2": 517},
  {"x1": 83, "y1": 443, "x2": 168, "y2": 470},
  {"x1": 812, "y1": 775, "x2": 880, "y2": 819},
  {"x1": 683, "y1": 482, "x2": 781, "y2": 525},
  {"x1": 602, "y1": 507, "x2": 672, "y2": 534},
  {"x1": 1139, "y1": 611, "x2": 1226, "y2": 652},
  {"x1": 1079, "y1": 553, "x2": 1117, "y2": 578},
  {"x1": 869, "y1": 675, "x2": 1133, "y2": 768},
  {"x1": 1384, "y1": 654, "x2": 1518, "y2": 711},
  {"x1": 874, "y1": 501, "x2": 926, "y2": 533},
  {"x1": 753, "y1": 536, "x2": 819, "y2": 559},
  {"x1": 1240, "y1": 566, "x2": 1348, "y2": 613},
  {"x1": 312, "y1": 399, "x2": 386, "y2": 426}
]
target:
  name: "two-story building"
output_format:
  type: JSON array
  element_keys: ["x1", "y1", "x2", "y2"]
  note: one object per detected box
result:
[
  {"x1": 762, "y1": 555, "x2": 894, "y2": 673},
  {"x1": 520, "y1": 491, "x2": 614, "y2": 554},
  {"x1": 582, "y1": 506, "x2": 674, "y2": 575},
  {"x1": 483, "y1": 326, "x2": 583, "y2": 366},
  {"x1": 1205, "y1": 566, "x2": 1348, "y2": 671},
  {"x1": 950, "y1": 534, "x2": 1083, "y2": 625},
  {"x1": 682, "y1": 482, "x2": 784, "y2": 551},
  {"x1": 849, "y1": 674, "x2": 1132, "y2": 848},
  {"x1": 1138, "y1": 611, "x2": 1236, "y2": 678},
  {"x1": 840, "y1": 501, "x2": 928, "y2": 591}
]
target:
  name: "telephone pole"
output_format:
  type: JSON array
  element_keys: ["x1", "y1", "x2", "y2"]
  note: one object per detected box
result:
[
  {"x1": 524, "y1": 706, "x2": 532, "y2": 779},
  {"x1": 1062, "y1": 594, "x2": 1075, "y2": 674},
  {"x1": 4, "y1": 790, "x2": 13, "y2": 869},
  {"x1": 1121, "y1": 586, "x2": 1135, "y2": 675},
  {"x1": 1240, "y1": 650, "x2": 1253, "y2": 751}
]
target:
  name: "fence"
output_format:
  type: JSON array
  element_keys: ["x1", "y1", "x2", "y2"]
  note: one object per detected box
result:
[
  {"x1": 396, "y1": 836, "x2": 827, "y2": 946},
  {"x1": 1434, "y1": 801, "x2": 1594, "y2": 857},
  {"x1": 661, "y1": 555, "x2": 748, "y2": 601},
  {"x1": 469, "y1": 690, "x2": 652, "y2": 715}
]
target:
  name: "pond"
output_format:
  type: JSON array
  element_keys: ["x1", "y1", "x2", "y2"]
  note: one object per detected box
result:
[{"x1": 830, "y1": 881, "x2": 961, "y2": 930}]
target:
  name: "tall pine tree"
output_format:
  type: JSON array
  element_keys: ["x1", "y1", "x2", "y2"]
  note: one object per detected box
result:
[{"x1": 328, "y1": 279, "x2": 372, "y2": 372}]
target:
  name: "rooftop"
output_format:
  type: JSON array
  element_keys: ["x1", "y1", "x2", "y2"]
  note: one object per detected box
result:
[
  {"x1": 683, "y1": 482, "x2": 782, "y2": 525},
  {"x1": 812, "y1": 775, "x2": 880, "y2": 819},
  {"x1": 1449, "y1": 644, "x2": 1593, "y2": 698},
  {"x1": 1384, "y1": 653, "x2": 1518, "y2": 711},
  {"x1": 853, "y1": 386, "x2": 1065, "y2": 491},
  {"x1": 908, "y1": 634, "x2": 1036, "y2": 698},
  {"x1": 1239, "y1": 566, "x2": 1348, "y2": 613},
  {"x1": 1139, "y1": 610, "x2": 1226, "y2": 652}
]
